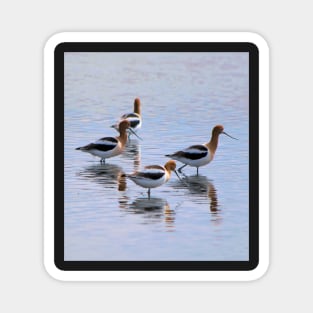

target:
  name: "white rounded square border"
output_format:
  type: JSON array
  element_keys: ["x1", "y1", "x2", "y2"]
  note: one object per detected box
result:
[{"x1": 44, "y1": 32, "x2": 269, "y2": 281}]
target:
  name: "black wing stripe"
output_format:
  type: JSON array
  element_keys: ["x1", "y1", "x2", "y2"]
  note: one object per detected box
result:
[
  {"x1": 182, "y1": 151, "x2": 208, "y2": 160},
  {"x1": 98, "y1": 137, "x2": 118, "y2": 143},
  {"x1": 137, "y1": 172, "x2": 165, "y2": 180},
  {"x1": 93, "y1": 144, "x2": 116, "y2": 152},
  {"x1": 187, "y1": 145, "x2": 208, "y2": 151},
  {"x1": 130, "y1": 120, "x2": 140, "y2": 128},
  {"x1": 83, "y1": 143, "x2": 115, "y2": 152}
]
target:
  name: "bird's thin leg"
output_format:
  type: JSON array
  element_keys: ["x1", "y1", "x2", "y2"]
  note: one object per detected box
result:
[
  {"x1": 147, "y1": 188, "x2": 151, "y2": 199},
  {"x1": 196, "y1": 167, "x2": 199, "y2": 176},
  {"x1": 100, "y1": 158, "x2": 105, "y2": 164},
  {"x1": 178, "y1": 164, "x2": 187, "y2": 173}
]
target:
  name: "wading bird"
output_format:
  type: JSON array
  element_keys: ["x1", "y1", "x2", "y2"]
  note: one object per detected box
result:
[
  {"x1": 76, "y1": 120, "x2": 140, "y2": 163},
  {"x1": 125, "y1": 160, "x2": 180, "y2": 198},
  {"x1": 165, "y1": 125, "x2": 238, "y2": 175},
  {"x1": 111, "y1": 98, "x2": 142, "y2": 139}
]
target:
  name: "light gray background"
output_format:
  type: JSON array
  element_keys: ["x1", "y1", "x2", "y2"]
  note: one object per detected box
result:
[{"x1": 1, "y1": 0, "x2": 311, "y2": 312}]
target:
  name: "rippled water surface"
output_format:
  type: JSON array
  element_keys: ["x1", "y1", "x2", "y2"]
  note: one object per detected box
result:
[{"x1": 64, "y1": 52, "x2": 249, "y2": 261}]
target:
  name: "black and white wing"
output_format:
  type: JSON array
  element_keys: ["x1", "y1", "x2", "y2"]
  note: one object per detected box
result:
[{"x1": 76, "y1": 137, "x2": 118, "y2": 152}]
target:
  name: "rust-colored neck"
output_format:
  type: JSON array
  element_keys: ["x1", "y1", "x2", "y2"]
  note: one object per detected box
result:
[
  {"x1": 118, "y1": 129, "x2": 128, "y2": 146},
  {"x1": 134, "y1": 99, "x2": 141, "y2": 115},
  {"x1": 206, "y1": 131, "x2": 220, "y2": 155}
]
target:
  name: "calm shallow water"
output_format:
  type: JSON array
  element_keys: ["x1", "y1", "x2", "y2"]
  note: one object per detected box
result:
[{"x1": 64, "y1": 52, "x2": 249, "y2": 261}]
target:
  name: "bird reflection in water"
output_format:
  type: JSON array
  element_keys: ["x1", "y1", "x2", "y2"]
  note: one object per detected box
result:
[
  {"x1": 121, "y1": 139, "x2": 141, "y2": 172},
  {"x1": 173, "y1": 174, "x2": 221, "y2": 224},
  {"x1": 124, "y1": 197, "x2": 175, "y2": 230},
  {"x1": 77, "y1": 163, "x2": 127, "y2": 191},
  {"x1": 164, "y1": 205, "x2": 175, "y2": 230}
]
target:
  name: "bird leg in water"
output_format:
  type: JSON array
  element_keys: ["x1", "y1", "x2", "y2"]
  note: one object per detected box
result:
[{"x1": 178, "y1": 164, "x2": 187, "y2": 173}]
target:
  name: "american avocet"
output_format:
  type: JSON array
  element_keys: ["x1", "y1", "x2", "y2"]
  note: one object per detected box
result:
[
  {"x1": 125, "y1": 160, "x2": 179, "y2": 198},
  {"x1": 111, "y1": 98, "x2": 142, "y2": 138},
  {"x1": 165, "y1": 125, "x2": 238, "y2": 175},
  {"x1": 76, "y1": 120, "x2": 140, "y2": 163}
]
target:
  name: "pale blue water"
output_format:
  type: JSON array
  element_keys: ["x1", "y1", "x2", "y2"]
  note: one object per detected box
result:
[{"x1": 64, "y1": 52, "x2": 249, "y2": 261}]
